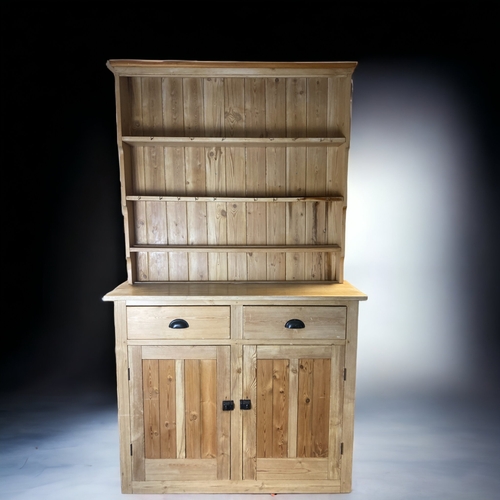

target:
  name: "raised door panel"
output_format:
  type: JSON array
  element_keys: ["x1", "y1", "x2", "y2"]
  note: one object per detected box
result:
[
  {"x1": 242, "y1": 345, "x2": 345, "y2": 484},
  {"x1": 129, "y1": 345, "x2": 231, "y2": 482}
]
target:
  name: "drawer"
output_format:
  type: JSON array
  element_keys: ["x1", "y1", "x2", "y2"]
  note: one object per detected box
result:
[
  {"x1": 127, "y1": 306, "x2": 230, "y2": 339},
  {"x1": 243, "y1": 306, "x2": 346, "y2": 340}
]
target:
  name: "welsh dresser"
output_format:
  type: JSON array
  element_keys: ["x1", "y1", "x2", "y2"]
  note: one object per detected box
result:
[{"x1": 103, "y1": 59, "x2": 367, "y2": 494}]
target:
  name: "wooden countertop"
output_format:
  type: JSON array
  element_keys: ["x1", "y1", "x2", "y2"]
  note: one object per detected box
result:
[{"x1": 103, "y1": 281, "x2": 368, "y2": 302}]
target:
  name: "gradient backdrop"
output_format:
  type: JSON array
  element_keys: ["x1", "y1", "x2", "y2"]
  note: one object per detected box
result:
[{"x1": 1, "y1": 3, "x2": 499, "y2": 497}]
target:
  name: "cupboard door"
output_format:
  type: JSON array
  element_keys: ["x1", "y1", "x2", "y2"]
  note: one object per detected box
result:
[
  {"x1": 242, "y1": 345, "x2": 345, "y2": 482},
  {"x1": 129, "y1": 345, "x2": 231, "y2": 482}
]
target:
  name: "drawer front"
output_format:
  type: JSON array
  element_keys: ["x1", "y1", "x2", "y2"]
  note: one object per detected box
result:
[
  {"x1": 243, "y1": 306, "x2": 346, "y2": 340},
  {"x1": 127, "y1": 306, "x2": 230, "y2": 339}
]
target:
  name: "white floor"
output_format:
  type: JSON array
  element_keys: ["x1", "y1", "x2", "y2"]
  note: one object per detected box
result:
[{"x1": 1, "y1": 388, "x2": 499, "y2": 500}]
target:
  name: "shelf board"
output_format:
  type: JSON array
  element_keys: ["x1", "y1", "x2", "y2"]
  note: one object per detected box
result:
[
  {"x1": 126, "y1": 195, "x2": 344, "y2": 203},
  {"x1": 122, "y1": 136, "x2": 346, "y2": 147},
  {"x1": 130, "y1": 245, "x2": 341, "y2": 254}
]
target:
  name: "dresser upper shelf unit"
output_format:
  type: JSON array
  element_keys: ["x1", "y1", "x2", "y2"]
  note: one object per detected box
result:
[{"x1": 107, "y1": 60, "x2": 356, "y2": 284}]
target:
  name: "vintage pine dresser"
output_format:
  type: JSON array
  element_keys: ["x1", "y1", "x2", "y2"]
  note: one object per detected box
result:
[{"x1": 103, "y1": 59, "x2": 367, "y2": 494}]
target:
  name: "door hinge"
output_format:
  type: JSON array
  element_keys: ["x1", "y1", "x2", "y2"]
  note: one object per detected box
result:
[
  {"x1": 128, "y1": 368, "x2": 130, "y2": 381},
  {"x1": 343, "y1": 368, "x2": 347, "y2": 381},
  {"x1": 130, "y1": 444, "x2": 133, "y2": 456},
  {"x1": 340, "y1": 442, "x2": 344, "y2": 455}
]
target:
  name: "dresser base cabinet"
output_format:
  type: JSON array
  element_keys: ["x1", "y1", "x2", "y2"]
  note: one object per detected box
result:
[{"x1": 103, "y1": 282, "x2": 367, "y2": 494}]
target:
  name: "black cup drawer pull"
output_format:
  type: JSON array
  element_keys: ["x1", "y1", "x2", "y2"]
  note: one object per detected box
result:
[
  {"x1": 169, "y1": 318, "x2": 189, "y2": 329},
  {"x1": 285, "y1": 319, "x2": 305, "y2": 329}
]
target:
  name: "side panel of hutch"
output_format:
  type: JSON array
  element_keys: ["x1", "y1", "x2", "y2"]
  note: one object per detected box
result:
[{"x1": 104, "y1": 60, "x2": 367, "y2": 494}]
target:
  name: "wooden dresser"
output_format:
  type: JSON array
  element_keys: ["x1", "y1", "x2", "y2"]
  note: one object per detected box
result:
[{"x1": 104, "y1": 60, "x2": 367, "y2": 494}]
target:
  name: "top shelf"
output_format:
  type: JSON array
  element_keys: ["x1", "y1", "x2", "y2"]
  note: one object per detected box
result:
[{"x1": 121, "y1": 136, "x2": 346, "y2": 147}]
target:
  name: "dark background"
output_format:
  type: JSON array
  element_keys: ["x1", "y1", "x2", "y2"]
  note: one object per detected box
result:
[{"x1": 1, "y1": 3, "x2": 498, "y2": 398}]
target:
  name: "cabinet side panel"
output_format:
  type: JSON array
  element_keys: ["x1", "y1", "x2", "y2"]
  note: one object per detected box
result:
[
  {"x1": 114, "y1": 302, "x2": 133, "y2": 492},
  {"x1": 340, "y1": 301, "x2": 359, "y2": 492},
  {"x1": 328, "y1": 345, "x2": 345, "y2": 480},
  {"x1": 129, "y1": 345, "x2": 145, "y2": 482}
]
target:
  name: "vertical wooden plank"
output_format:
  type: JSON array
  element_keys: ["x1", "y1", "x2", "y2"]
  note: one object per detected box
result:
[
  {"x1": 184, "y1": 78, "x2": 206, "y2": 281},
  {"x1": 272, "y1": 359, "x2": 289, "y2": 458},
  {"x1": 327, "y1": 75, "x2": 352, "y2": 284},
  {"x1": 132, "y1": 148, "x2": 149, "y2": 281},
  {"x1": 329, "y1": 345, "x2": 345, "y2": 480},
  {"x1": 183, "y1": 77, "x2": 204, "y2": 136},
  {"x1": 224, "y1": 79, "x2": 246, "y2": 279},
  {"x1": 206, "y1": 146, "x2": 226, "y2": 194},
  {"x1": 266, "y1": 149, "x2": 286, "y2": 280},
  {"x1": 244, "y1": 77, "x2": 266, "y2": 279},
  {"x1": 185, "y1": 359, "x2": 201, "y2": 459},
  {"x1": 159, "y1": 359, "x2": 176, "y2": 459},
  {"x1": 167, "y1": 201, "x2": 189, "y2": 281},
  {"x1": 246, "y1": 201, "x2": 267, "y2": 280},
  {"x1": 266, "y1": 76, "x2": 286, "y2": 137},
  {"x1": 200, "y1": 359, "x2": 217, "y2": 459},
  {"x1": 164, "y1": 146, "x2": 186, "y2": 195},
  {"x1": 204, "y1": 77, "x2": 224, "y2": 137},
  {"x1": 227, "y1": 202, "x2": 247, "y2": 280},
  {"x1": 114, "y1": 302, "x2": 132, "y2": 491},
  {"x1": 118, "y1": 77, "x2": 132, "y2": 136},
  {"x1": 129, "y1": 76, "x2": 143, "y2": 135},
  {"x1": 146, "y1": 201, "x2": 169, "y2": 281},
  {"x1": 306, "y1": 78, "x2": 328, "y2": 280},
  {"x1": 224, "y1": 78, "x2": 245, "y2": 138},
  {"x1": 176, "y1": 359, "x2": 186, "y2": 458},
  {"x1": 185, "y1": 148, "x2": 206, "y2": 196},
  {"x1": 187, "y1": 201, "x2": 208, "y2": 280},
  {"x1": 311, "y1": 358, "x2": 331, "y2": 458},
  {"x1": 288, "y1": 358, "x2": 299, "y2": 458},
  {"x1": 285, "y1": 77, "x2": 307, "y2": 281},
  {"x1": 327, "y1": 200, "x2": 343, "y2": 282},
  {"x1": 141, "y1": 77, "x2": 163, "y2": 136},
  {"x1": 143, "y1": 359, "x2": 161, "y2": 459},
  {"x1": 225, "y1": 146, "x2": 246, "y2": 196},
  {"x1": 242, "y1": 345, "x2": 257, "y2": 480},
  {"x1": 129, "y1": 345, "x2": 145, "y2": 482},
  {"x1": 224, "y1": 78, "x2": 246, "y2": 278},
  {"x1": 305, "y1": 201, "x2": 327, "y2": 281},
  {"x1": 217, "y1": 346, "x2": 231, "y2": 480},
  {"x1": 297, "y1": 359, "x2": 313, "y2": 457},
  {"x1": 184, "y1": 146, "x2": 206, "y2": 280},
  {"x1": 256, "y1": 359, "x2": 273, "y2": 458},
  {"x1": 207, "y1": 201, "x2": 228, "y2": 281},
  {"x1": 286, "y1": 201, "x2": 306, "y2": 280},
  {"x1": 162, "y1": 77, "x2": 184, "y2": 136},
  {"x1": 163, "y1": 74, "x2": 185, "y2": 281},
  {"x1": 341, "y1": 301, "x2": 359, "y2": 492},
  {"x1": 231, "y1": 341, "x2": 243, "y2": 480}
]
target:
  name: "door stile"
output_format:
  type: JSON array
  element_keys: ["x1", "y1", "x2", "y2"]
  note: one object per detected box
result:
[{"x1": 242, "y1": 344, "x2": 257, "y2": 480}]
